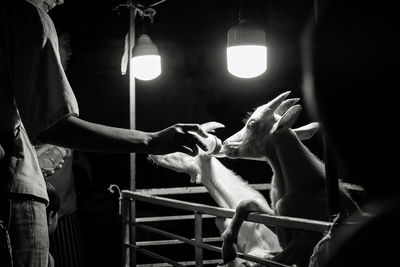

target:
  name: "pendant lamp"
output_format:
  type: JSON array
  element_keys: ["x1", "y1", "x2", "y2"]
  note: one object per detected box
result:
[
  {"x1": 131, "y1": 34, "x2": 161, "y2": 81},
  {"x1": 227, "y1": 19, "x2": 267, "y2": 78}
]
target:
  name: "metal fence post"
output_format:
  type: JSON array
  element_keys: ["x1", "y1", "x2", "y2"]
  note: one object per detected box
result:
[
  {"x1": 194, "y1": 211, "x2": 203, "y2": 266},
  {"x1": 131, "y1": 198, "x2": 137, "y2": 266},
  {"x1": 121, "y1": 197, "x2": 131, "y2": 267}
]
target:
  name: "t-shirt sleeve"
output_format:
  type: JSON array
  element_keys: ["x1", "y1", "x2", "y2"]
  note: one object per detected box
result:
[{"x1": 13, "y1": 5, "x2": 79, "y2": 140}]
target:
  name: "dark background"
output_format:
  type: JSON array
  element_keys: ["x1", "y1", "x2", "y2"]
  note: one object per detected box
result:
[{"x1": 49, "y1": 0, "x2": 318, "y2": 265}]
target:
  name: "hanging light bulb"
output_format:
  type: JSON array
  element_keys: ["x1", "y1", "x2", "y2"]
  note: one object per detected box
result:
[
  {"x1": 227, "y1": 20, "x2": 267, "y2": 79},
  {"x1": 131, "y1": 34, "x2": 161, "y2": 81}
]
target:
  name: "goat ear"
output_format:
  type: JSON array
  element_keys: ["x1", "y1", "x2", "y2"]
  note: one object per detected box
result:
[
  {"x1": 272, "y1": 105, "x2": 302, "y2": 134},
  {"x1": 293, "y1": 122, "x2": 320, "y2": 140}
]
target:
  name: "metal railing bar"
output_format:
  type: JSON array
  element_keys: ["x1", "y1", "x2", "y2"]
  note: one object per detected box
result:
[
  {"x1": 122, "y1": 190, "x2": 233, "y2": 217},
  {"x1": 125, "y1": 243, "x2": 184, "y2": 267},
  {"x1": 122, "y1": 191, "x2": 332, "y2": 232},
  {"x1": 246, "y1": 213, "x2": 331, "y2": 232},
  {"x1": 133, "y1": 182, "x2": 361, "y2": 196},
  {"x1": 133, "y1": 222, "x2": 290, "y2": 267},
  {"x1": 134, "y1": 223, "x2": 221, "y2": 255},
  {"x1": 193, "y1": 242, "x2": 290, "y2": 267},
  {"x1": 134, "y1": 183, "x2": 271, "y2": 196},
  {"x1": 134, "y1": 222, "x2": 197, "y2": 247},
  {"x1": 137, "y1": 214, "x2": 215, "y2": 223},
  {"x1": 137, "y1": 237, "x2": 221, "y2": 247},
  {"x1": 136, "y1": 259, "x2": 223, "y2": 266},
  {"x1": 235, "y1": 251, "x2": 291, "y2": 267}
]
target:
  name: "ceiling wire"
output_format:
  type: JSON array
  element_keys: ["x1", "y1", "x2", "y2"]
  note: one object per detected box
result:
[
  {"x1": 113, "y1": 0, "x2": 167, "y2": 12},
  {"x1": 148, "y1": 0, "x2": 167, "y2": 7}
]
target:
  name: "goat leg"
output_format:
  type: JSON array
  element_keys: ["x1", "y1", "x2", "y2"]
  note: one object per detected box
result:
[{"x1": 221, "y1": 199, "x2": 274, "y2": 264}]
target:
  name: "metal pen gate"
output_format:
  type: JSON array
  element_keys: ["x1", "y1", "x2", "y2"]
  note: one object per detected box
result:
[{"x1": 109, "y1": 183, "x2": 363, "y2": 267}]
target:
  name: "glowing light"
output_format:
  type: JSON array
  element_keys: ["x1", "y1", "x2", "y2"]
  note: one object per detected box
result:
[
  {"x1": 227, "y1": 45, "x2": 267, "y2": 78},
  {"x1": 132, "y1": 34, "x2": 161, "y2": 81},
  {"x1": 131, "y1": 55, "x2": 161, "y2": 81}
]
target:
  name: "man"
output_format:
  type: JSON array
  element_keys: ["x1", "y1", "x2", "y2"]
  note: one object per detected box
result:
[{"x1": 0, "y1": 0, "x2": 208, "y2": 266}]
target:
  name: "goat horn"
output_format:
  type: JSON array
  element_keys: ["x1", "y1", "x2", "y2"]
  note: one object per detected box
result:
[{"x1": 267, "y1": 91, "x2": 291, "y2": 112}]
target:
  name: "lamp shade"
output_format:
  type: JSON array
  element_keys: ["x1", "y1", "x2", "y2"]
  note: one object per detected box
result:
[
  {"x1": 131, "y1": 34, "x2": 161, "y2": 81},
  {"x1": 227, "y1": 20, "x2": 267, "y2": 78}
]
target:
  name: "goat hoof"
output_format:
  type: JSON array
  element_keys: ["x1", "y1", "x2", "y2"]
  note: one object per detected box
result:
[{"x1": 221, "y1": 240, "x2": 238, "y2": 264}]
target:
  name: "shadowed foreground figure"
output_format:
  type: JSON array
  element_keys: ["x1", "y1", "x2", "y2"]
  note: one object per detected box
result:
[{"x1": 302, "y1": 0, "x2": 399, "y2": 266}]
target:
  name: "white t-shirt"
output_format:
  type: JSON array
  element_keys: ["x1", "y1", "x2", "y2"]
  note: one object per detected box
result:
[{"x1": 0, "y1": 0, "x2": 79, "y2": 202}]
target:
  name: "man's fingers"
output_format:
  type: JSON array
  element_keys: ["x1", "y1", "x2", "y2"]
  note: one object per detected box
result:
[
  {"x1": 180, "y1": 145, "x2": 198, "y2": 157},
  {"x1": 172, "y1": 123, "x2": 224, "y2": 155},
  {"x1": 191, "y1": 133, "x2": 207, "y2": 151},
  {"x1": 180, "y1": 124, "x2": 208, "y2": 138},
  {"x1": 180, "y1": 131, "x2": 207, "y2": 152}
]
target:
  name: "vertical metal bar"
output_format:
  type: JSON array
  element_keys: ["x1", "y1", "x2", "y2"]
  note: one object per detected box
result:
[
  {"x1": 121, "y1": 197, "x2": 131, "y2": 267},
  {"x1": 128, "y1": 1, "x2": 136, "y2": 191},
  {"x1": 131, "y1": 198, "x2": 137, "y2": 266},
  {"x1": 128, "y1": 2, "x2": 137, "y2": 266},
  {"x1": 194, "y1": 211, "x2": 203, "y2": 267},
  {"x1": 313, "y1": 0, "x2": 341, "y2": 222}
]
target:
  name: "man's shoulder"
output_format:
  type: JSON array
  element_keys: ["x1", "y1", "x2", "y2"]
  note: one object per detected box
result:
[
  {"x1": 20, "y1": 1, "x2": 50, "y2": 26},
  {"x1": 13, "y1": 1, "x2": 55, "y2": 44},
  {"x1": 2, "y1": 0, "x2": 44, "y2": 30},
  {"x1": 10, "y1": 0, "x2": 41, "y2": 17}
]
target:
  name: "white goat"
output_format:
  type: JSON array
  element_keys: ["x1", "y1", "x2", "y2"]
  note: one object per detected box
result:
[{"x1": 221, "y1": 91, "x2": 361, "y2": 267}]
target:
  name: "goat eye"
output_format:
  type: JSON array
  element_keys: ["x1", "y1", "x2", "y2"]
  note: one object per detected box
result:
[{"x1": 247, "y1": 121, "x2": 257, "y2": 129}]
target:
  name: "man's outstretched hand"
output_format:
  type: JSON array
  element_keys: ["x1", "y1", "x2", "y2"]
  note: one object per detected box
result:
[
  {"x1": 148, "y1": 121, "x2": 225, "y2": 183},
  {"x1": 148, "y1": 122, "x2": 224, "y2": 156}
]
